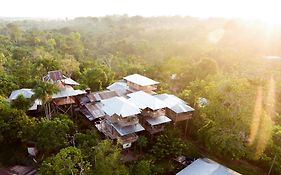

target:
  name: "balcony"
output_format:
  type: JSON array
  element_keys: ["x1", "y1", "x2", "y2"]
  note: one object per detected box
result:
[
  {"x1": 106, "y1": 115, "x2": 139, "y2": 127},
  {"x1": 117, "y1": 133, "x2": 138, "y2": 144},
  {"x1": 142, "y1": 122, "x2": 165, "y2": 134},
  {"x1": 142, "y1": 109, "x2": 166, "y2": 118}
]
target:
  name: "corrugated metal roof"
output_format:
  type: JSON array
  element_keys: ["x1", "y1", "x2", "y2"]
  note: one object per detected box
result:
[
  {"x1": 146, "y1": 115, "x2": 171, "y2": 126},
  {"x1": 128, "y1": 91, "x2": 167, "y2": 110},
  {"x1": 155, "y1": 94, "x2": 194, "y2": 113},
  {"x1": 123, "y1": 74, "x2": 159, "y2": 86},
  {"x1": 101, "y1": 97, "x2": 141, "y2": 117},
  {"x1": 99, "y1": 90, "x2": 119, "y2": 99},
  {"x1": 9, "y1": 89, "x2": 34, "y2": 100},
  {"x1": 111, "y1": 123, "x2": 145, "y2": 136},
  {"x1": 85, "y1": 103, "x2": 105, "y2": 119},
  {"x1": 52, "y1": 86, "x2": 86, "y2": 99},
  {"x1": 176, "y1": 158, "x2": 241, "y2": 175}
]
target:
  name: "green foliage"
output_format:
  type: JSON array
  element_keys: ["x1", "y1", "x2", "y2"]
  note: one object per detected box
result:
[
  {"x1": 10, "y1": 94, "x2": 32, "y2": 111},
  {"x1": 131, "y1": 160, "x2": 153, "y2": 175},
  {"x1": 151, "y1": 128, "x2": 187, "y2": 160},
  {"x1": 75, "y1": 130, "x2": 100, "y2": 163},
  {"x1": 39, "y1": 147, "x2": 92, "y2": 175},
  {"x1": 137, "y1": 135, "x2": 148, "y2": 153},
  {"x1": 32, "y1": 81, "x2": 59, "y2": 104},
  {"x1": 33, "y1": 115, "x2": 74, "y2": 153},
  {"x1": 82, "y1": 64, "x2": 114, "y2": 91},
  {"x1": 93, "y1": 140, "x2": 128, "y2": 175}
]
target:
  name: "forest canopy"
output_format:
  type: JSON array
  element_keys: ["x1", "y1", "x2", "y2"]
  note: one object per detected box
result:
[{"x1": 1, "y1": 16, "x2": 281, "y2": 174}]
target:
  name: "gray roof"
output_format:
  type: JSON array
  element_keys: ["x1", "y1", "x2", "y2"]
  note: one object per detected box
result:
[
  {"x1": 146, "y1": 115, "x2": 171, "y2": 126},
  {"x1": 9, "y1": 89, "x2": 34, "y2": 100},
  {"x1": 52, "y1": 85, "x2": 86, "y2": 99},
  {"x1": 101, "y1": 97, "x2": 141, "y2": 117},
  {"x1": 176, "y1": 158, "x2": 241, "y2": 175},
  {"x1": 123, "y1": 74, "x2": 159, "y2": 86},
  {"x1": 128, "y1": 91, "x2": 168, "y2": 110},
  {"x1": 155, "y1": 93, "x2": 194, "y2": 113},
  {"x1": 107, "y1": 81, "x2": 128, "y2": 92},
  {"x1": 84, "y1": 103, "x2": 105, "y2": 119},
  {"x1": 111, "y1": 123, "x2": 145, "y2": 136},
  {"x1": 61, "y1": 77, "x2": 80, "y2": 86},
  {"x1": 28, "y1": 99, "x2": 42, "y2": 111}
]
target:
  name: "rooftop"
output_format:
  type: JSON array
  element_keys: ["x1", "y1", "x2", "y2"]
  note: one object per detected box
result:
[
  {"x1": 155, "y1": 93, "x2": 194, "y2": 113},
  {"x1": 127, "y1": 91, "x2": 167, "y2": 110},
  {"x1": 176, "y1": 158, "x2": 241, "y2": 175},
  {"x1": 123, "y1": 74, "x2": 159, "y2": 86},
  {"x1": 52, "y1": 85, "x2": 86, "y2": 99},
  {"x1": 101, "y1": 97, "x2": 141, "y2": 117},
  {"x1": 146, "y1": 115, "x2": 171, "y2": 125},
  {"x1": 9, "y1": 88, "x2": 34, "y2": 100},
  {"x1": 112, "y1": 123, "x2": 145, "y2": 136}
]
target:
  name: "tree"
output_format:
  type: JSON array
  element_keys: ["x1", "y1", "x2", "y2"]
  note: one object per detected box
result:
[
  {"x1": 59, "y1": 55, "x2": 80, "y2": 77},
  {"x1": 33, "y1": 115, "x2": 74, "y2": 153},
  {"x1": 39, "y1": 147, "x2": 92, "y2": 175},
  {"x1": 32, "y1": 81, "x2": 59, "y2": 117},
  {"x1": 131, "y1": 160, "x2": 153, "y2": 175},
  {"x1": 10, "y1": 94, "x2": 32, "y2": 111},
  {"x1": 151, "y1": 128, "x2": 187, "y2": 160},
  {"x1": 82, "y1": 64, "x2": 114, "y2": 91},
  {"x1": 93, "y1": 140, "x2": 128, "y2": 175},
  {"x1": 75, "y1": 130, "x2": 100, "y2": 162},
  {"x1": 137, "y1": 135, "x2": 148, "y2": 153},
  {"x1": 0, "y1": 96, "x2": 36, "y2": 164}
]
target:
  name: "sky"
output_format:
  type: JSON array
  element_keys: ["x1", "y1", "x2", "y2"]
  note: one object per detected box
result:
[{"x1": 1, "y1": 0, "x2": 281, "y2": 23}]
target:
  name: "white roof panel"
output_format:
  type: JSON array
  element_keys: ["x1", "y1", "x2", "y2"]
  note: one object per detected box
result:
[
  {"x1": 52, "y1": 86, "x2": 86, "y2": 99},
  {"x1": 176, "y1": 158, "x2": 241, "y2": 175},
  {"x1": 62, "y1": 78, "x2": 80, "y2": 86},
  {"x1": 9, "y1": 89, "x2": 34, "y2": 100},
  {"x1": 28, "y1": 99, "x2": 42, "y2": 111},
  {"x1": 155, "y1": 94, "x2": 194, "y2": 113},
  {"x1": 112, "y1": 123, "x2": 145, "y2": 136},
  {"x1": 128, "y1": 91, "x2": 167, "y2": 110},
  {"x1": 146, "y1": 115, "x2": 171, "y2": 126},
  {"x1": 123, "y1": 74, "x2": 159, "y2": 86},
  {"x1": 101, "y1": 97, "x2": 141, "y2": 117}
]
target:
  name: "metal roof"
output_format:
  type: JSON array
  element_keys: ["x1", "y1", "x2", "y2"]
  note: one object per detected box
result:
[
  {"x1": 61, "y1": 77, "x2": 80, "y2": 86},
  {"x1": 123, "y1": 74, "x2": 159, "y2": 86},
  {"x1": 99, "y1": 90, "x2": 119, "y2": 99},
  {"x1": 28, "y1": 99, "x2": 42, "y2": 111},
  {"x1": 111, "y1": 123, "x2": 144, "y2": 136},
  {"x1": 85, "y1": 103, "x2": 105, "y2": 119},
  {"x1": 146, "y1": 115, "x2": 171, "y2": 126},
  {"x1": 52, "y1": 85, "x2": 86, "y2": 99},
  {"x1": 155, "y1": 93, "x2": 194, "y2": 113},
  {"x1": 107, "y1": 81, "x2": 128, "y2": 91},
  {"x1": 9, "y1": 89, "x2": 34, "y2": 100},
  {"x1": 176, "y1": 158, "x2": 241, "y2": 175},
  {"x1": 127, "y1": 91, "x2": 168, "y2": 110},
  {"x1": 101, "y1": 97, "x2": 141, "y2": 117}
]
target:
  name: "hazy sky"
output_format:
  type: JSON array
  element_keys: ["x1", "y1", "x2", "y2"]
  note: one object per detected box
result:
[{"x1": 1, "y1": 0, "x2": 280, "y2": 22}]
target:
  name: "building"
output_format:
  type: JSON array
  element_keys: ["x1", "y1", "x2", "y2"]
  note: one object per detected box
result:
[
  {"x1": 176, "y1": 158, "x2": 241, "y2": 175},
  {"x1": 43, "y1": 70, "x2": 86, "y2": 117},
  {"x1": 123, "y1": 74, "x2": 159, "y2": 94},
  {"x1": 96, "y1": 97, "x2": 145, "y2": 148},
  {"x1": 155, "y1": 93, "x2": 194, "y2": 123},
  {"x1": 128, "y1": 91, "x2": 171, "y2": 134}
]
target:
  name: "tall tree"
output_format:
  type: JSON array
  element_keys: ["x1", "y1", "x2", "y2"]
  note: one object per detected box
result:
[
  {"x1": 32, "y1": 81, "x2": 59, "y2": 118},
  {"x1": 39, "y1": 147, "x2": 92, "y2": 175}
]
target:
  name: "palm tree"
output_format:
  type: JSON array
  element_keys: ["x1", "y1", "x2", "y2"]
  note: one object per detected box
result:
[{"x1": 33, "y1": 81, "x2": 59, "y2": 118}]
